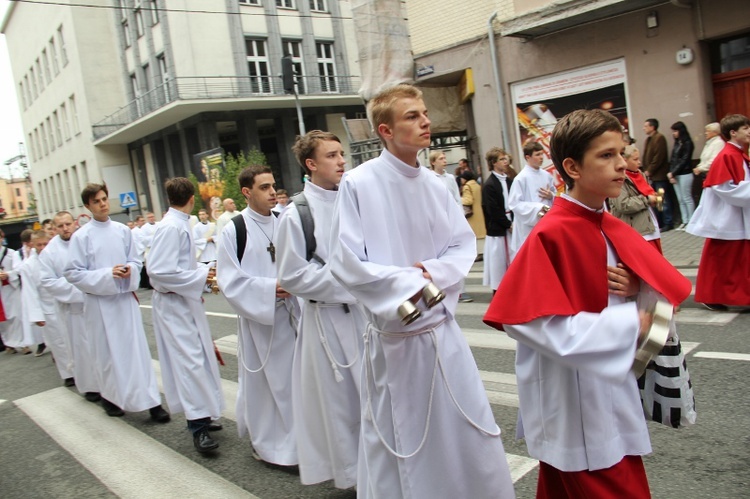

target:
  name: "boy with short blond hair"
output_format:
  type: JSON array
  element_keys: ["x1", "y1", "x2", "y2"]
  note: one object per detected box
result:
[
  {"x1": 485, "y1": 109, "x2": 692, "y2": 498},
  {"x1": 329, "y1": 84, "x2": 515, "y2": 498}
]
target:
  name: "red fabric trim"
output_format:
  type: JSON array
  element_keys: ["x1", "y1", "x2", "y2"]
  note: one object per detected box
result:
[
  {"x1": 646, "y1": 238, "x2": 662, "y2": 255},
  {"x1": 484, "y1": 197, "x2": 692, "y2": 329},
  {"x1": 625, "y1": 170, "x2": 655, "y2": 196},
  {"x1": 536, "y1": 456, "x2": 651, "y2": 499},
  {"x1": 695, "y1": 239, "x2": 750, "y2": 306},
  {"x1": 703, "y1": 143, "x2": 749, "y2": 187}
]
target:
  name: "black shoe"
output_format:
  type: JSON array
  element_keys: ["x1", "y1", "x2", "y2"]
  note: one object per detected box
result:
[
  {"x1": 102, "y1": 399, "x2": 125, "y2": 417},
  {"x1": 208, "y1": 422, "x2": 223, "y2": 432},
  {"x1": 85, "y1": 392, "x2": 102, "y2": 403},
  {"x1": 702, "y1": 303, "x2": 729, "y2": 312},
  {"x1": 149, "y1": 405, "x2": 171, "y2": 423},
  {"x1": 34, "y1": 343, "x2": 47, "y2": 357},
  {"x1": 661, "y1": 225, "x2": 674, "y2": 232},
  {"x1": 63, "y1": 377, "x2": 75, "y2": 387},
  {"x1": 193, "y1": 428, "x2": 219, "y2": 453}
]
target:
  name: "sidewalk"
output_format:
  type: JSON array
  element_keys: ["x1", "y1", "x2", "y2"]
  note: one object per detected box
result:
[{"x1": 660, "y1": 229, "x2": 705, "y2": 268}]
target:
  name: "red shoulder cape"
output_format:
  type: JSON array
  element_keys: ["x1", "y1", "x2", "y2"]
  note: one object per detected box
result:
[
  {"x1": 703, "y1": 143, "x2": 749, "y2": 187},
  {"x1": 483, "y1": 197, "x2": 692, "y2": 330}
]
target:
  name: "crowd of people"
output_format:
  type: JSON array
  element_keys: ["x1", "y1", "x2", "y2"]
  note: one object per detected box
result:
[{"x1": 0, "y1": 80, "x2": 747, "y2": 497}]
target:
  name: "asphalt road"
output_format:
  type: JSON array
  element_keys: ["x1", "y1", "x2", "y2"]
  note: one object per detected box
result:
[{"x1": 1, "y1": 262, "x2": 749, "y2": 498}]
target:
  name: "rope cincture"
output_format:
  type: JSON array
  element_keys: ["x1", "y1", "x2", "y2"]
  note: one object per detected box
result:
[
  {"x1": 237, "y1": 299, "x2": 292, "y2": 374},
  {"x1": 312, "y1": 302, "x2": 361, "y2": 383},
  {"x1": 363, "y1": 318, "x2": 501, "y2": 460}
]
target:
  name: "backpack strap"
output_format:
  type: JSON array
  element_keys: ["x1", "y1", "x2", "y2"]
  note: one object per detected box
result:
[
  {"x1": 231, "y1": 214, "x2": 247, "y2": 264},
  {"x1": 290, "y1": 192, "x2": 323, "y2": 264}
]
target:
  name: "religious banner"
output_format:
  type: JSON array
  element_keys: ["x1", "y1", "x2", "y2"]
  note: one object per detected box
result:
[
  {"x1": 510, "y1": 59, "x2": 632, "y2": 193},
  {"x1": 193, "y1": 148, "x2": 226, "y2": 221}
]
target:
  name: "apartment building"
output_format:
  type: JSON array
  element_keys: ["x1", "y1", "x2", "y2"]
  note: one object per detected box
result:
[
  {"x1": 0, "y1": 177, "x2": 34, "y2": 220},
  {"x1": 3, "y1": 0, "x2": 364, "y2": 220},
  {"x1": 406, "y1": 0, "x2": 750, "y2": 181}
]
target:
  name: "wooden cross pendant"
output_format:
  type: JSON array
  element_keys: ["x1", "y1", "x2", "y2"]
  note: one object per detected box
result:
[{"x1": 267, "y1": 242, "x2": 276, "y2": 263}]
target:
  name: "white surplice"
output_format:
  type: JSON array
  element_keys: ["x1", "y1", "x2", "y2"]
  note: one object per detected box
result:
[
  {"x1": 18, "y1": 250, "x2": 45, "y2": 347},
  {"x1": 19, "y1": 250, "x2": 73, "y2": 379},
  {"x1": 0, "y1": 247, "x2": 24, "y2": 348},
  {"x1": 147, "y1": 208, "x2": 224, "y2": 421},
  {"x1": 192, "y1": 221, "x2": 218, "y2": 263},
  {"x1": 508, "y1": 165, "x2": 556, "y2": 259},
  {"x1": 217, "y1": 206, "x2": 300, "y2": 466},
  {"x1": 277, "y1": 181, "x2": 366, "y2": 488},
  {"x1": 329, "y1": 149, "x2": 515, "y2": 499},
  {"x1": 214, "y1": 210, "x2": 236, "y2": 250},
  {"x1": 64, "y1": 219, "x2": 161, "y2": 412},
  {"x1": 39, "y1": 235, "x2": 96, "y2": 393}
]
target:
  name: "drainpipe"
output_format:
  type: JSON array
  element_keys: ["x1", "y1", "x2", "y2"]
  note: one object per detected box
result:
[{"x1": 488, "y1": 11, "x2": 511, "y2": 150}]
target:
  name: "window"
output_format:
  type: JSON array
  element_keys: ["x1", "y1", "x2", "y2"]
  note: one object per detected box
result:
[
  {"x1": 64, "y1": 169, "x2": 74, "y2": 208},
  {"x1": 46, "y1": 117, "x2": 56, "y2": 152},
  {"x1": 282, "y1": 40, "x2": 305, "y2": 93},
  {"x1": 80, "y1": 161, "x2": 89, "y2": 184},
  {"x1": 123, "y1": 20, "x2": 132, "y2": 47},
  {"x1": 35, "y1": 128, "x2": 44, "y2": 157},
  {"x1": 15, "y1": 188, "x2": 21, "y2": 197},
  {"x1": 57, "y1": 25, "x2": 68, "y2": 66},
  {"x1": 71, "y1": 165, "x2": 80, "y2": 202},
  {"x1": 36, "y1": 59, "x2": 45, "y2": 91},
  {"x1": 19, "y1": 82, "x2": 26, "y2": 109},
  {"x1": 42, "y1": 49, "x2": 52, "y2": 84},
  {"x1": 157, "y1": 54, "x2": 170, "y2": 101},
  {"x1": 24, "y1": 75, "x2": 32, "y2": 104},
  {"x1": 143, "y1": 63, "x2": 152, "y2": 92},
  {"x1": 40, "y1": 122, "x2": 49, "y2": 155},
  {"x1": 29, "y1": 67, "x2": 37, "y2": 98},
  {"x1": 150, "y1": 0, "x2": 159, "y2": 24},
  {"x1": 60, "y1": 103, "x2": 71, "y2": 140},
  {"x1": 276, "y1": 0, "x2": 295, "y2": 9},
  {"x1": 135, "y1": 7, "x2": 145, "y2": 37},
  {"x1": 316, "y1": 42, "x2": 337, "y2": 92},
  {"x1": 245, "y1": 39, "x2": 271, "y2": 93},
  {"x1": 69, "y1": 95, "x2": 80, "y2": 135},
  {"x1": 56, "y1": 173, "x2": 68, "y2": 210},
  {"x1": 49, "y1": 38, "x2": 60, "y2": 75},
  {"x1": 53, "y1": 111, "x2": 63, "y2": 146},
  {"x1": 239, "y1": 0, "x2": 261, "y2": 4},
  {"x1": 309, "y1": 0, "x2": 326, "y2": 12},
  {"x1": 18, "y1": 201, "x2": 23, "y2": 211},
  {"x1": 28, "y1": 133, "x2": 35, "y2": 161}
]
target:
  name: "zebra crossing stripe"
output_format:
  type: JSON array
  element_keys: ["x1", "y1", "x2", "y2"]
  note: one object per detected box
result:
[{"x1": 15, "y1": 388, "x2": 258, "y2": 498}]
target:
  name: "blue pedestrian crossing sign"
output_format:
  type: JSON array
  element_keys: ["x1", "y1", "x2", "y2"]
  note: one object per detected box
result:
[{"x1": 119, "y1": 191, "x2": 138, "y2": 208}]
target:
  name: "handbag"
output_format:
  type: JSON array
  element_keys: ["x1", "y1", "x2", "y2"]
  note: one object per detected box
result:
[
  {"x1": 638, "y1": 329, "x2": 696, "y2": 428},
  {"x1": 463, "y1": 205, "x2": 473, "y2": 218}
]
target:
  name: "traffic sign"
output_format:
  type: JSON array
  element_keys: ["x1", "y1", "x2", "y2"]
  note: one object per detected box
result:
[{"x1": 119, "y1": 191, "x2": 137, "y2": 208}]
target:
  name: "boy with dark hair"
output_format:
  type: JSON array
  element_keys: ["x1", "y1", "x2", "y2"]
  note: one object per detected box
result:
[
  {"x1": 148, "y1": 177, "x2": 225, "y2": 453},
  {"x1": 217, "y1": 164, "x2": 299, "y2": 465},
  {"x1": 329, "y1": 84, "x2": 515, "y2": 498},
  {"x1": 485, "y1": 109, "x2": 692, "y2": 498},
  {"x1": 278, "y1": 130, "x2": 366, "y2": 489},
  {"x1": 65, "y1": 183, "x2": 170, "y2": 422},
  {"x1": 687, "y1": 113, "x2": 750, "y2": 310},
  {"x1": 507, "y1": 140, "x2": 556, "y2": 259}
]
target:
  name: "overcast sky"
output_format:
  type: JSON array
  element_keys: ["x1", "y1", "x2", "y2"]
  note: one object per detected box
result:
[{"x1": 0, "y1": 0, "x2": 26, "y2": 178}]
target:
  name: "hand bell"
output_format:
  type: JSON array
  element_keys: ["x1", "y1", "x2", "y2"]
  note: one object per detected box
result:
[
  {"x1": 422, "y1": 282, "x2": 445, "y2": 308},
  {"x1": 398, "y1": 300, "x2": 421, "y2": 325}
]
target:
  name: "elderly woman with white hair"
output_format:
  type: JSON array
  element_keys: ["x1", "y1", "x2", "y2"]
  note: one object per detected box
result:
[{"x1": 693, "y1": 122, "x2": 725, "y2": 176}]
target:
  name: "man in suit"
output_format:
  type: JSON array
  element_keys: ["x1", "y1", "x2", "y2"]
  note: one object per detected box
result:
[{"x1": 643, "y1": 118, "x2": 674, "y2": 231}]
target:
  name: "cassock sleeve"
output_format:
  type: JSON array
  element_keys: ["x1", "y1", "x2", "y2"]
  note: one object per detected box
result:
[
  {"x1": 504, "y1": 303, "x2": 640, "y2": 382},
  {"x1": 329, "y1": 176, "x2": 430, "y2": 321},
  {"x1": 6, "y1": 251, "x2": 22, "y2": 288},
  {"x1": 216, "y1": 219, "x2": 278, "y2": 326},
  {"x1": 20, "y1": 261, "x2": 45, "y2": 323},
  {"x1": 277, "y1": 205, "x2": 354, "y2": 303},
  {"x1": 508, "y1": 176, "x2": 546, "y2": 230},
  {"x1": 65, "y1": 230, "x2": 123, "y2": 296},
  {"x1": 39, "y1": 247, "x2": 84, "y2": 304},
  {"x1": 710, "y1": 179, "x2": 750, "y2": 207},
  {"x1": 148, "y1": 224, "x2": 208, "y2": 300}
]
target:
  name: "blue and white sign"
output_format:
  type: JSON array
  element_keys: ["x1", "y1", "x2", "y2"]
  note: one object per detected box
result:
[{"x1": 119, "y1": 191, "x2": 138, "y2": 208}]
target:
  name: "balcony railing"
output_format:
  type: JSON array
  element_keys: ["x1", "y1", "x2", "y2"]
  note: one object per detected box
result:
[{"x1": 92, "y1": 75, "x2": 362, "y2": 139}]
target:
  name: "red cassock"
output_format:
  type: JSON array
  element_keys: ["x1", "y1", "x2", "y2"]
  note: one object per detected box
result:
[
  {"x1": 695, "y1": 144, "x2": 750, "y2": 306},
  {"x1": 484, "y1": 197, "x2": 692, "y2": 498}
]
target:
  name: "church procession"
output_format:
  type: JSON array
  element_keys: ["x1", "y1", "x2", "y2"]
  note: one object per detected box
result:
[{"x1": 1, "y1": 87, "x2": 749, "y2": 498}]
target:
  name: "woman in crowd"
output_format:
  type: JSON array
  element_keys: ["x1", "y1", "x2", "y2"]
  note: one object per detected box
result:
[{"x1": 667, "y1": 121, "x2": 695, "y2": 230}]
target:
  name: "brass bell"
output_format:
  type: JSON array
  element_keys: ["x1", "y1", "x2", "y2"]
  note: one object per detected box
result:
[
  {"x1": 422, "y1": 282, "x2": 445, "y2": 308},
  {"x1": 655, "y1": 188, "x2": 665, "y2": 212},
  {"x1": 207, "y1": 276, "x2": 220, "y2": 295},
  {"x1": 398, "y1": 300, "x2": 421, "y2": 325}
]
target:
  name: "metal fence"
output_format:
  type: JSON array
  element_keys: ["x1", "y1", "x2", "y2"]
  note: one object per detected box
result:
[{"x1": 92, "y1": 75, "x2": 362, "y2": 139}]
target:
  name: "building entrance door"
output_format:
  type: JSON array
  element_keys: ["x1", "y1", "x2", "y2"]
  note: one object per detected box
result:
[{"x1": 713, "y1": 67, "x2": 750, "y2": 119}]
